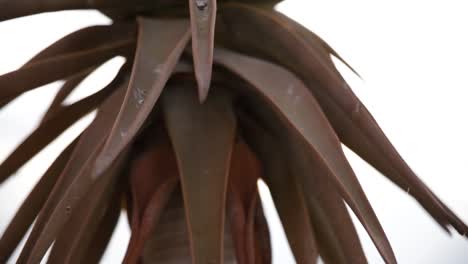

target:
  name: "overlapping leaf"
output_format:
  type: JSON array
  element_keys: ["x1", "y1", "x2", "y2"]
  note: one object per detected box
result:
[
  {"x1": 214, "y1": 48, "x2": 396, "y2": 263},
  {"x1": 16, "y1": 81, "x2": 128, "y2": 264},
  {"x1": 46, "y1": 157, "x2": 125, "y2": 264},
  {"x1": 0, "y1": 68, "x2": 122, "y2": 184},
  {"x1": 0, "y1": 24, "x2": 135, "y2": 104},
  {"x1": 93, "y1": 18, "x2": 190, "y2": 179},
  {"x1": 0, "y1": 139, "x2": 77, "y2": 262},
  {"x1": 40, "y1": 68, "x2": 96, "y2": 122},
  {"x1": 163, "y1": 84, "x2": 236, "y2": 264},
  {"x1": 123, "y1": 136, "x2": 179, "y2": 263},
  {"x1": 221, "y1": 4, "x2": 468, "y2": 236},
  {"x1": 239, "y1": 111, "x2": 319, "y2": 263},
  {"x1": 226, "y1": 141, "x2": 263, "y2": 263},
  {"x1": 0, "y1": 0, "x2": 153, "y2": 22}
]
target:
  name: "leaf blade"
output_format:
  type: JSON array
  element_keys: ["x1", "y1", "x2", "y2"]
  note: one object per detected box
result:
[
  {"x1": 214, "y1": 48, "x2": 396, "y2": 263},
  {"x1": 163, "y1": 84, "x2": 236, "y2": 264},
  {"x1": 188, "y1": 0, "x2": 216, "y2": 101},
  {"x1": 93, "y1": 18, "x2": 191, "y2": 179}
]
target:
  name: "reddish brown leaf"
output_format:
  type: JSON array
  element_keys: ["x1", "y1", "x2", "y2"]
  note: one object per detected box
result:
[
  {"x1": 81, "y1": 195, "x2": 121, "y2": 264},
  {"x1": 46, "y1": 157, "x2": 125, "y2": 264},
  {"x1": 0, "y1": 139, "x2": 77, "y2": 263},
  {"x1": 123, "y1": 136, "x2": 179, "y2": 263},
  {"x1": 239, "y1": 112, "x2": 319, "y2": 263},
  {"x1": 220, "y1": 4, "x2": 468, "y2": 237},
  {"x1": 16, "y1": 81, "x2": 128, "y2": 264},
  {"x1": 214, "y1": 48, "x2": 396, "y2": 263},
  {"x1": 227, "y1": 141, "x2": 262, "y2": 263},
  {"x1": 41, "y1": 69, "x2": 94, "y2": 122},
  {"x1": 0, "y1": 67, "x2": 125, "y2": 184},
  {"x1": 163, "y1": 83, "x2": 236, "y2": 264},
  {"x1": 93, "y1": 18, "x2": 191, "y2": 179},
  {"x1": 188, "y1": 0, "x2": 216, "y2": 101},
  {"x1": 0, "y1": 36, "x2": 133, "y2": 104}
]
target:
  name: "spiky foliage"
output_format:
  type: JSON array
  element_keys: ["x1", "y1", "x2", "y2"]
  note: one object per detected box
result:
[{"x1": 0, "y1": 1, "x2": 467, "y2": 263}]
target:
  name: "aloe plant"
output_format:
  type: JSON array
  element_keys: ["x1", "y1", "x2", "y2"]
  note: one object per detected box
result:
[{"x1": 0, "y1": 1, "x2": 467, "y2": 263}]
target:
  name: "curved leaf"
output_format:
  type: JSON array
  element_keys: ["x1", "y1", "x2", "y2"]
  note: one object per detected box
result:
[
  {"x1": 220, "y1": 3, "x2": 468, "y2": 236},
  {"x1": 46, "y1": 157, "x2": 125, "y2": 264},
  {"x1": 41, "y1": 68, "x2": 96, "y2": 122},
  {"x1": 0, "y1": 37, "x2": 133, "y2": 103},
  {"x1": 93, "y1": 18, "x2": 191, "y2": 179},
  {"x1": 214, "y1": 48, "x2": 396, "y2": 263},
  {"x1": 0, "y1": 139, "x2": 77, "y2": 262},
  {"x1": 0, "y1": 67, "x2": 124, "y2": 184},
  {"x1": 272, "y1": 11, "x2": 361, "y2": 78},
  {"x1": 0, "y1": 0, "x2": 152, "y2": 22},
  {"x1": 16, "y1": 80, "x2": 128, "y2": 264},
  {"x1": 288, "y1": 137, "x2": 368, "y2": 264},
  {"x1": 25, "y1": 23, "x2": 136, "y2": 64}
]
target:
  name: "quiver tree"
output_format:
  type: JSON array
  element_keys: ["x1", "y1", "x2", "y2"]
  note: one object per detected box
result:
[{"x1": 0, "y1": 0, "x2": 467, "y2": 263}]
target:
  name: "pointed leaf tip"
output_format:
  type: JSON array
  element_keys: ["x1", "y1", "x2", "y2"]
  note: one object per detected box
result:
[
  {"x1": 189, "y1": 0, "x2": 216, "y2": 102},
  {"x1": 93, "y1": 18, "x2": 190, "y2": 179},
  {"x1": 214, "y1": 48, "x2": 396, "y2": 264}
]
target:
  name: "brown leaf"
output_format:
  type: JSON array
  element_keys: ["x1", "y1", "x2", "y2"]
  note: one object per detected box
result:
[
  {"x1": 46, "y1": 155, "x2": 125, "y2": 264},
  {"x1": 226, "y1": 140, "x2": 262, "y2": 263},
  {"x1": 239, "y1": 111, "x2": 319, "y2": 264},
  {"x1": 41, "y1": 68, "x2": 96, "y2": 123},
  {"x1": 288, "y1": 137, "x2": 367, "y2": 264},
  {"x1": 188, "y1": 0, "x2": 216, "y2": 101},
  {"x1": 163, "y1": 83, "x2": 236, "y2": 264},
  {"x1": 93, "y1": 18, "x2": 191, "y2": 179},
  {"x1": 0, "y1": 65, "x2": 126, "y2": 184},
  {"x1": 219, "y1": 4, "x2": 468, "y2": 236},
  {"x1": 272, "y1": 11, "x2": 361, "y2": 78},
  {"x1": 0, "y1": 139, "x2": 77, "y2": 263},
  {"x1": 16, "y1": 80, "x2": 128, "y2": 264},
  {"x1": 0, "y1": 0, "x2": 152, "y2": 21},
  {"x1": 81, "y1": 195, "x2": 121, "y2": 264},
  {"x1": 123, "y1": 135, "x2": 179, "y2": 263},
  {"x1": 0, "y1": 29, "x2": 134, "y2": 103},
  {"x1": 214, "y1": 48, "x2": 395, "y2": 263}
]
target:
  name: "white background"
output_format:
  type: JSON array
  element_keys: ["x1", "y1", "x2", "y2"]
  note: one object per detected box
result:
[{"x1": 0, "y1": 0, "x2": 467, "y2": 263}]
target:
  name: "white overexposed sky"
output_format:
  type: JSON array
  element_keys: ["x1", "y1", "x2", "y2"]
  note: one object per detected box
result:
[{"x1": 0, "y1": 0, "x2": 467, "y2": 263}]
